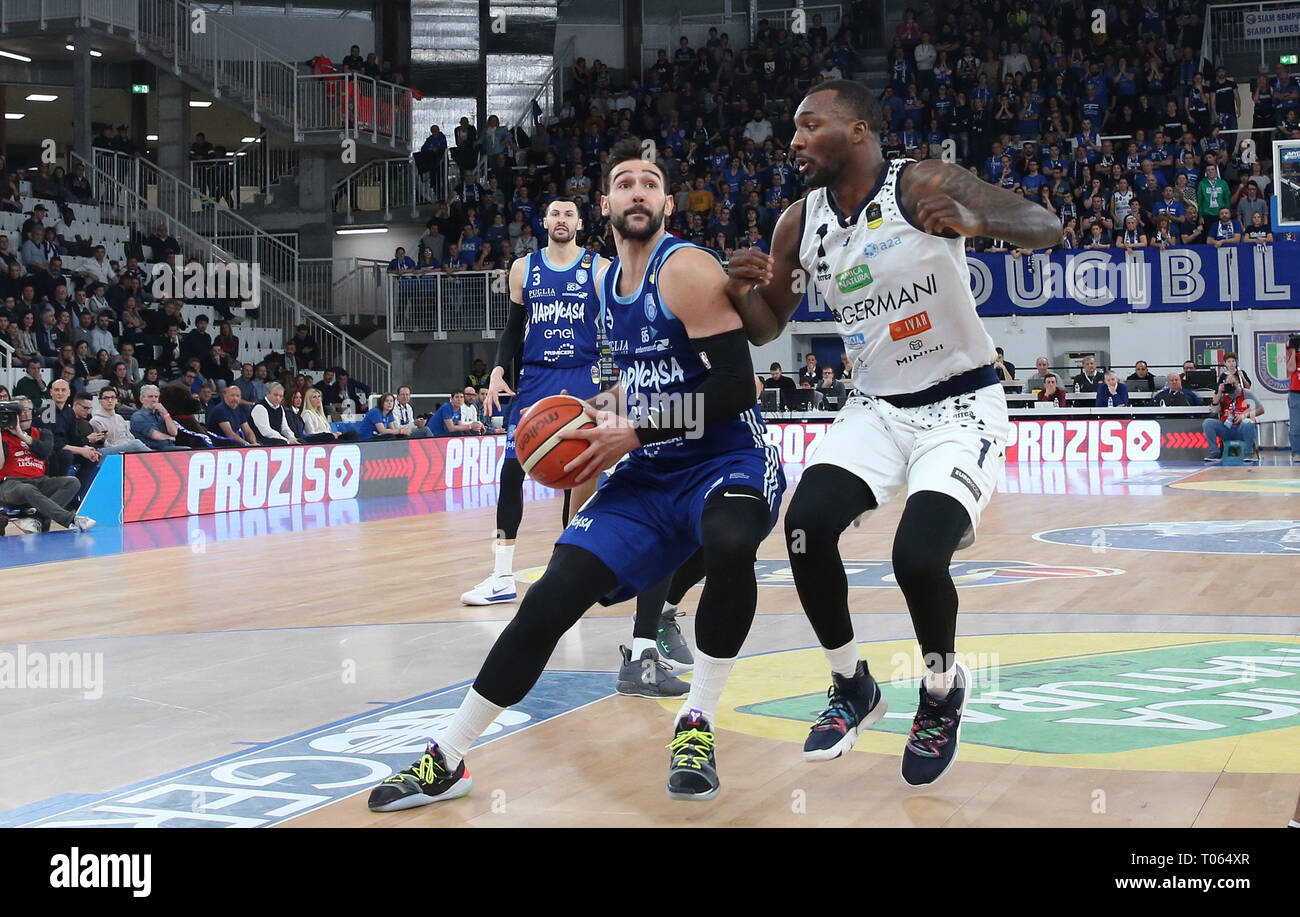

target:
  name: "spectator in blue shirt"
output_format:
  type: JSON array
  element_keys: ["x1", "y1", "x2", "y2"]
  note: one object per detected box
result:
[
  {"x1": 206, "y1": 382, "x2": 257, "y2": 446},
  {"x1": 420, "y1": 125, "x2": 447, "y2": 153},
  {"x1": 1209, "y1": 208, "x2": 1243, "y2": 246},
  {"x1": 387, "y1": 247, "x2": 416, "y2": 273},
  {"x1": 1096, "y1": 372, "x2": 1131, "y2": 408},
  {"x1": 358, "y1": 392, "x2": 401, "y2": 441},
  {"x1": 130, "y1": 384, "x2": 187, "y2": 450},
  {"x1": 431, "y1": 390, "x2": 486, "y2": 436}
]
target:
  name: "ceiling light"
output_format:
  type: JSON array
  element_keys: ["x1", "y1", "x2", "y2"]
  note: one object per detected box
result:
[
  {"x1": 65, "y1": 44, "x2": 75, "y2": 51},
  {"x1": 0, "y1": 51, "x2": 33, "y2": 63},
  {"x1": 26, "y1": 93, "x2": 58, "y2": 102},
  {"x1": 335, "y1": 228, "x2": 388, "y2": 235},
  {"x1": 4, "y1": 113, "x2": 24, "y2": 120},
  {"x1": 89, "y1": 50, "x2": 103, "y2": 58},
  {"x1": 146, "y1": 134, "x2": 159, "y2": 141},
  {"x1": 189, "y1": 100, "x2": 212, "y2": 108},
  {"x1": 240, "y1": 137, "x2": 257, "y2": 143}
]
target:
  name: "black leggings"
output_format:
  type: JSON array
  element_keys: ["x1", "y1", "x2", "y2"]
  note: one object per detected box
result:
[
  {"x1": 632, "y1": 547, "x2": 707, "y2": 639},
  {"x1": 495, "y1": 457, "x2": 525, "y2": 540},
  {"x1": 474, "y1": 486, "x2": 771, "y2": 707},
  {"x1": 785, "y1": 466, "x2": 971, "y2": 674}
]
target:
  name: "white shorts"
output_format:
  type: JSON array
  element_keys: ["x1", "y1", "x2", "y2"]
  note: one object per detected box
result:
[{"x1": 806, "y1": 382, "x2": 1010, "y2": 541}]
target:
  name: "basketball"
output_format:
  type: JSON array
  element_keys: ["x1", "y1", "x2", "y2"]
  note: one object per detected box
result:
[{"x1": 514, "y1": 394, "x2": 596, "y2": 491}]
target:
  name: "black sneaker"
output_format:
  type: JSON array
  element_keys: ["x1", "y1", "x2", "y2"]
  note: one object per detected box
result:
[
  {"x1": 367, "y1": 740, "x2": 472, "y2": 812},
  {"x1": 666, "y1": 709, "x2": 719, "y2": 801},
  {"x1": 1204, "y1": 453, "x2": 1222, "y2": 462},
  {"x1": 900, "y1": 661, "x2": 971, "y2": 787},
  {"x1": 803, "y1": 660, "x2": 888, "y2": 762}
]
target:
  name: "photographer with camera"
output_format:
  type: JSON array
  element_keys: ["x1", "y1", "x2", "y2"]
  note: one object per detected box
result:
[
  {"x1": 1203, "y1": 375, "x2": 1259, "y2": 463},
  {"x1": 0, "y1": 397, "x2": 96, "y2": 534},
  {"x1": 1288, "y1": 334, "x2": 1300, "y2": 460}
]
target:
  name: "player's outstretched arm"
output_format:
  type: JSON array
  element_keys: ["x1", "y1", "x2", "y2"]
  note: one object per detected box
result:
[
  {"x1": 723, "y1": 200, "x2": 806, "y2": 345},
  {"x1": 900, "y1": 159, "x2": 1064, "y2": 251}
]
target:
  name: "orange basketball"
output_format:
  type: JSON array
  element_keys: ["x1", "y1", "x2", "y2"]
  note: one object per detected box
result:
[{"x1": 514, "y1": 394, "x2": 596, "y2": 491}]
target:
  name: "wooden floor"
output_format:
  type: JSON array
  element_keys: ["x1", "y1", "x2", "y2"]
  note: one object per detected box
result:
[{"x1": 2, "y1": 462, "x2": 1298, "y2": 827}]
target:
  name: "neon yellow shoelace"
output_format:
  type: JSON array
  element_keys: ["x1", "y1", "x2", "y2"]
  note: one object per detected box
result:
[{"x1": 667, "y1": 728, "x2": 715, "y2": 769}]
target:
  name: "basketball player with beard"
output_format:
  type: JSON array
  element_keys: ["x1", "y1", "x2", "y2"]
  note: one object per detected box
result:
[
  {"x1": 367, "y1": 139, "x2": 783, "y2": 810},
  {"x1": 726, "y1": 80, "x2": 1062, "y2": 785}
]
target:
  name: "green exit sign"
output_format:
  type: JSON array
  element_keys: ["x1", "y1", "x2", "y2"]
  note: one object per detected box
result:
[
  {"x1": 131, "y1": 83, "x2": 150, "y2": 94},
  {"x1": 1281, "y1": 54, "x2": 1298, "y2": 65}
]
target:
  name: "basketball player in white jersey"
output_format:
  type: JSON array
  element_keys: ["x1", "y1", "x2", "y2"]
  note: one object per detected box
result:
[{"x1": 726, "y1": 80, "x2": 1062, "y2": 786}]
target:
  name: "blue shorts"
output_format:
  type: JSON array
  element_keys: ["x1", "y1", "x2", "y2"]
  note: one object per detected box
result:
[
  {"x1": 504, "y1": 364, "x2": 600, "y2": 461},
  {"x1": 556, "y1": 446, "x2": 785, "y2": 604}
]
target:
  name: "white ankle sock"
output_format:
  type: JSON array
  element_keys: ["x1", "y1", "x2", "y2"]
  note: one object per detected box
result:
[
  {"x1": 492, "y1": 544, "x2": 514, "y2": 579},
  {"x1": 438, "y1": 688, "x2": 505, "y2": 769},
  {"x1": 1290, "y1": 819, "x2": 1300, "y2": 829},
  {"x1": 824, "y1": 640, "x2": 860, "y2": 679},
  {"x1": 631, "y1": 637, "x2": 656, "y2": 659},
  {"x1": 677, "y1": 650, "x2": 734, "y2": 724},
  {"x1": 924, "y1": 663, "x2": 960, "y2": 699}
]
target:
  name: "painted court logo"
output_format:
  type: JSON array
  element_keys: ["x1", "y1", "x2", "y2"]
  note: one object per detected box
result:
[
  {"x1": 737, "y1": 641, "x2": 1300, "y2": 757},
  {"x1": 1036, "y1": 521, "x2": 1300, "y2": 555}
]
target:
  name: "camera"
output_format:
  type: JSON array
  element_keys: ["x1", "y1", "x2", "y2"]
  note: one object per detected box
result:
[
  {"x1": 1289, "y1": 334, "x2": 1300, "y2": 352},
  {"x1": 0, "y1": 400, "x2": 24, "y2": 429},
  {"x1": 1222, "y1": 382, "x2": 1238, "y2": 399}
]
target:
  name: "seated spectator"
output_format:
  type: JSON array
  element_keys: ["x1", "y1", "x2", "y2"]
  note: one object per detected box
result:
[
  {"x1": 815, "y1": 366, "x2": 847, "y2": 411},
  {"x1": 465, "y1": 360, "x2": 490, "y2": 389},
  {"x1": 206, "y1": 384, "x2": 258, "y2": 447},
  {"x1": 89, "y1": 311, "x2": 117, "y2": 358},
  {"x1": 796, "y1": 378, "x2": 824, "y2": 409},
  {"x1": 994, "y1": 347, "x2": 1017, "y2": 381},
  {"x1": 1244, "y1": 210, "x2": 1273, "y2": 243},
  {"x1": 249, "y1": 383, "x2": 298, "y2": 446},
  {"x1": 359, "y1": 392, "x2": 404, "y2": 440},
  {"x1": 458, "y1": 386, "x2": 482, "y2": 425},
  {"x1": 90, "y1": 389, "x2": 151, "y2": 454},
  {"x1": 797, "y1": 353, "x2": 820, "y2": 387},
  {"x1": 1126, "y1": 361, "x2": 1158, "y2": 392},
  {"x1": 1022, "y1": 356, "x2": 1051, "y2": 394},
  {"x1": 763, "y1": 362, "x2": 798, "y2": 408},
  {"x1": 284, "y1": 388, "x2": 306, "y2": 440},
  {"x1": 1152, "y1": 372, "x2": 1203, "y2": 407},
  {"x1": 393, "y1": 385, "x2": 432, "y2": 437},
  {"x1": 197, "y1": 382, "x2": 220, "y2": 413},
  {"x1": 182, "y1": 314, "x2": 213, "y2": 365},
  {"x1": 1037, "y1": 373, "x2": 1068, "y2": 407},
  {"x1": 324, "y1": 369, "x2": 371, "y2": 415},
  {"x1": 35, "y1": 380, "x2": 101, "y2": 490},
  {"x1": 130, "y1": 384, "x2": 187, "y2": 450},
  {"x1": 1072, "y1": 356, "x2": 1103, "y2": 393},
  {"x1": 234, "y1": 362, "x2": 258, "y2": 406},
  {"x1": 1095, "y1": 371, "x2": 1131, "y2": 407},
  {"x1": 431, "y1": 391, "x2": 486, "y2": 436},
  {"x1": 215, "y1": 321, "x2": 240, "y2": 360},
  {"x1": 0, "y1": 396, "x2": 94, "y2": 533},
  {"x1": 1208, "y1": 207, "x2": 1242, "y2": 246},
  {"x1": 201, "y1": 345, "x2": 235, "y2": 390},
  {"x1": 251, "y1": 363, "x2": 270, "y2": 402},
  {"x1": 1203, "y1": 377, "x2": 1258, "y2": 461},
  {"x1": 300, "y1": 388, "x2": 358, "y2": 443},
  {"x1": 13, "y1": 358, "x2": 49, "y2": 415},
  {"x1": 1218, "y1": 353, "x2": 1252, "y2": 390}
]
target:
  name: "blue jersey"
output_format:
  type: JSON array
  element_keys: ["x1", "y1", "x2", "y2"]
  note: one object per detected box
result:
[
  {"x1": 521, "y1": 247, "x2": 601, "y2": 370},
  {"x1": 599, "y1": 235, "x2": 769, "y2": 468}
]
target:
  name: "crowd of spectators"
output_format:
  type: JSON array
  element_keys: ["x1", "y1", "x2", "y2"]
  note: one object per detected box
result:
[{"x1": 400, "y1": 0, "x2": 1293, "y2": 280}]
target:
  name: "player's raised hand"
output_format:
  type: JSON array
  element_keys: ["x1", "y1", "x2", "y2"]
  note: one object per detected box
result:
[
  {"x1": 558, "y1": 402, "x2": 640, "y2": 484},
  {"x1": 724, "y1": 249, "x2": 775, "y2": 303},
  {"x1": 913, "y1": 194, "x2": 987, "y2": 238}
]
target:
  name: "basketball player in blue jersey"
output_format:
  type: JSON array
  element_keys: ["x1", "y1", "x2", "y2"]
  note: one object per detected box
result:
[
  {"x1": 368, "y1": 139, "x2": 784, "y2": 810},
  {"x1": 726, "y1": 80, "x2": 1062, "y2": 786},
  {"x1": 460, "y1": 196, "x2": 694, "y2": 697}
]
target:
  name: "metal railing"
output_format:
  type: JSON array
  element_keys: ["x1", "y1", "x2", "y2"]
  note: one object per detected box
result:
[
  {"x1": 1203, "y1": 0, "x2": 1300, "y2": 71},
  {"x1": 300, "y1": 257, "x2": 389, "y2": 321},
  {"x1": 298, "y1": 72, "x2": 413, "y2": 149},
  {"x1": 512, "y1": 35, "x2": 576, "y2": 133},
  {"x1": 332, "y1": 157, "x2": 442, "y2": 221},
  {"x1": 75, "y1": 150, "x2": 391, "y2": 394},
  {"x1": 1, "y1": 0, "x2": 411, "y2": 149},
  {"x1": 190, "y1": 136, "x2": 301, "y2": 209},
  {"x1": 387, "y1": 270, "x2": 511, "y2": 336}
]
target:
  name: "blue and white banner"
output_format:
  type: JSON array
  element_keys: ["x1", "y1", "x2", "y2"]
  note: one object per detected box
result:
[{"x1": 793, "y1": 243, "x2": 1300, "y2": 319}]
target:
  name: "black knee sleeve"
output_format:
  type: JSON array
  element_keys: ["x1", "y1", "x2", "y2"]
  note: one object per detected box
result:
[
  {"x1": 496, "y1": 457, "x2": 525, "y2": 540},
  {"x1": 666, "y1": 547, "x2": 706, "y2": 606},
  {"x1": 892, "y1": 491, "x2": 972, "y2": 673},
  {"x1": 783, "y1": 465, "x2": 877, "y2": 650},
  {"x1": 474, "y1": 544, "x2": 618, "y2": 706},
  {"x1": 693, "y1": 487, "x2": 771, "y2": 659}
]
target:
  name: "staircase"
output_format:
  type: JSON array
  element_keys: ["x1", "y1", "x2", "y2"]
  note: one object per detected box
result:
[
  {"x1": 76, "y1": 149, "x2": 391, "y2": 394},
  {"x1": 2, "y1": 0, "x2": 411, "y2": 151}
]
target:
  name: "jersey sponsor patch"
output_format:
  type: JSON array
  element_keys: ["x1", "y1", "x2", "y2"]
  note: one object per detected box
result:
[
  {"x1": 835, "y1": 263, "x2": 873, "y2": 293},
  {"x1": 889, "y1": 310, "x2": 931, "y2": 341},
  {"x1": 865, "y1": 200, "x2": 883, "y2": 229},
  {"x1": 950, "y1": 466, "x2": 982, "y2": 501}
]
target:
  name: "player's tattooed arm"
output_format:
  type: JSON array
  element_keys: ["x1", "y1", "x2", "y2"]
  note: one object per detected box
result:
[
  {"x1": 723, "y1": 199, "x2": 806, "y2": 345},
  {"x1": 899, "y1": 159, "x2": 1064, "y2": 251}
]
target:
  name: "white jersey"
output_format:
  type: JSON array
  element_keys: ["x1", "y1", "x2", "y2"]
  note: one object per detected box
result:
[{"x1": 798, "y1": 158, "x2": 995, "y2": 397}]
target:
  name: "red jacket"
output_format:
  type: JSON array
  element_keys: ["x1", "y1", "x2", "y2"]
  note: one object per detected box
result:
[{"x1": 0, "y1": 427, "x2": 46, "y2": 480}]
